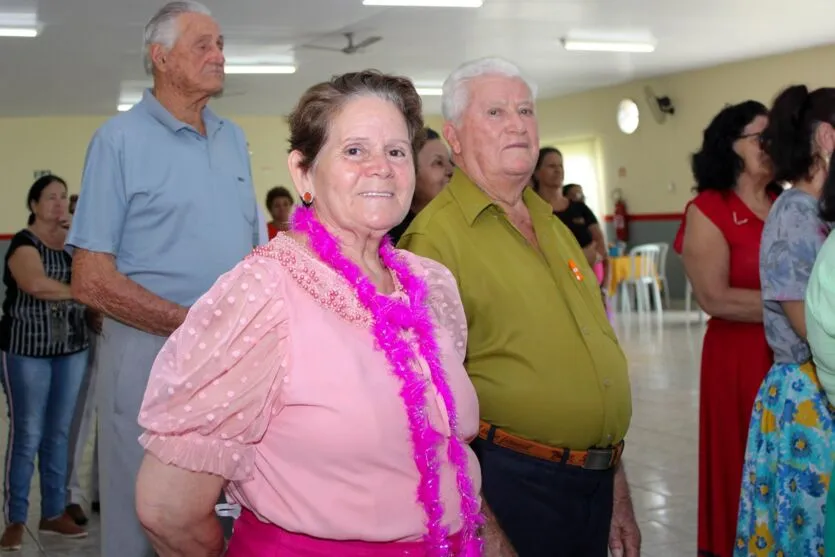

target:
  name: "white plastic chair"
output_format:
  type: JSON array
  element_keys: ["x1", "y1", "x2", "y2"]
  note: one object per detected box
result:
[
  {"x1": 684, "y1": 278, "x2": 706, "y2": 324},
  {"x1": 623, "y1": 244, "x2": 663, "y2": 314},
  {"x1": 657, "y1": 242, "x2": 671, "y2": 308}
]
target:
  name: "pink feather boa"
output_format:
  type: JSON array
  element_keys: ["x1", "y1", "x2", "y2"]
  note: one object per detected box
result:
[{"x1": 292, "y1": 206, "x2": 483, "y2": 556}]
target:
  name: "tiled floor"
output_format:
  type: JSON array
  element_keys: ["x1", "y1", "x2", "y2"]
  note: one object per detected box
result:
[
  {"x1": 0, "y1": 310, "x2": 706, "y2": 556},
  {"x1": 615, "y1": 310, "x2": 704, "y2": 557}
]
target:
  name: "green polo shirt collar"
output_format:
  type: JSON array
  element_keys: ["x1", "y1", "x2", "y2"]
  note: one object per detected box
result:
[{"x1": 448, "y1": 169, "x2": 552, "y2": 226}]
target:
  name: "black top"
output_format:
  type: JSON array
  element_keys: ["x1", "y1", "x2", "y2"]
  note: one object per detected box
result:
[
  {"x1": 389, "y1": 210, "x2": 417, "y2": 246},
  {"x1": 0, "y1": 230, "x2": 89, "y2": 357},
  {"x1": 554, "y1": 201, "x2": 598, "y2": 248}
]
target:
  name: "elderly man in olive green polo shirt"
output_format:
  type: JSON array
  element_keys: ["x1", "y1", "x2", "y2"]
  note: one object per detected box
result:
[{"x1": 398, "y1": 57, "x2": 640, "y2": 557}]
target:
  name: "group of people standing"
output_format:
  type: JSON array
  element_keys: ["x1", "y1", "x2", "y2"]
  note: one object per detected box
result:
[
  {"x1": 0, "y1": 1, "x2": 640, "y2": 556},
  {"x1": 679, "y1": 85, "x2": 835, "y2": 556},
  {"x1": 21, "y1": 2, "x2": 835, "y2": 557}
]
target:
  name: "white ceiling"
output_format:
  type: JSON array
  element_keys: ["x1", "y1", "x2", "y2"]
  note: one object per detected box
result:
[{"x1": 1, "y1": 0, "x2": 834, "y2": 117}]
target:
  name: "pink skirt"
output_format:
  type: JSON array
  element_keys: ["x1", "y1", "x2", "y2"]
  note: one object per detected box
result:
[
  {"x1": 226, "y1": 509, "x2": 463, "y2": 557},
  {"x1": 593, "y1": 261, "x2": 614, "y2": 324},
  {"x1": 593, "y1": 260, "x2": 604, "y2": 284}
]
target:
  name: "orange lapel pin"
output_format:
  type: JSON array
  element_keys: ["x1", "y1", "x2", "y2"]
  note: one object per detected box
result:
[{"x1": 568, "y1": 259, "x2": 584, "y2": 281}]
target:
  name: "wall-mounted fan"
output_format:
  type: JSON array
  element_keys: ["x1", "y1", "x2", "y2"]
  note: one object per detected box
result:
[
  {"x1": 644, "y1": 85, "x2": 675, "y2": 124},
  {"x1": 301, "y1": 32, "x2": 382, "y2": 55}
]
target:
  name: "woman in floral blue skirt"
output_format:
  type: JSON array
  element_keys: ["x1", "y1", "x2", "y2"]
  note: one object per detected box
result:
[{"x1": 736, "y1": 85, "x2": 835, "y2": 556}]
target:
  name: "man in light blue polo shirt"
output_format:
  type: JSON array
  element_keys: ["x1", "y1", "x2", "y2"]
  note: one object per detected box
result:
[{"x1": 67, "y1": 2, "x2": 259, "y2": 555}]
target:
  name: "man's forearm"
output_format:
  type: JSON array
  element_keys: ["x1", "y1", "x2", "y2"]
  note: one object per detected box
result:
[
  {"x1": 72, "y1": 253, "x2": 187, "y2": 336},
  {"x1": 481, "y1": 500, "x2": 517, "y2": 557},
  {"x1": 614, "y1": 462, "x2": 631, "y2": 502},
  {"x1": 83, "y1": 271, "x2": 187, "y2": 336},
  {"x1": 609, "y1": 462, "x2": 641, "y2": 557}
]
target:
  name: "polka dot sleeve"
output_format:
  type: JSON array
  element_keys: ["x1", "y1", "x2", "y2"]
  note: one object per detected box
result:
[
  {"x1": 138, "y1": 256, "x2": 289, "y2": 481},
  {"x1": 415, "y1": 256, "x2": 468, "y2": 361}
]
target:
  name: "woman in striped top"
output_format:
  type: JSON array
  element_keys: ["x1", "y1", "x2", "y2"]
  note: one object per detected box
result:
[{"x1": 0, "y1": 175, "x2": 89, "y2": 551}]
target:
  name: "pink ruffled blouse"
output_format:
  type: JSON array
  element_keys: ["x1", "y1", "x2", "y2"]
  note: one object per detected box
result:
[{"x1": 137, "y1": 234, "x2": 482, "y2": 542}]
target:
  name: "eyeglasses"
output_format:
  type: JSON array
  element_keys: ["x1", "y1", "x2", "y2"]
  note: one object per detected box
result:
[{"x1": 738, "y1": 132, "x2": 766, "y2": 147}]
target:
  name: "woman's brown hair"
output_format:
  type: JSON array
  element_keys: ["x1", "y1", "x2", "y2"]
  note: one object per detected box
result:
[{"x1": 287, "y1": 70, "x2": 426, "y2": 172}]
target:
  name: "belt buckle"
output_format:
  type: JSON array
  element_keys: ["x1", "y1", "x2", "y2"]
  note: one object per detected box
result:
[{"x1": 583, "y1": 448, "x2": 613, "y2": 470}]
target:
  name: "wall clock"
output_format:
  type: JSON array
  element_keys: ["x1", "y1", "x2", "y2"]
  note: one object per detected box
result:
[{"x1": 617, "y1": 98, "x2": 640, "y2": 135}]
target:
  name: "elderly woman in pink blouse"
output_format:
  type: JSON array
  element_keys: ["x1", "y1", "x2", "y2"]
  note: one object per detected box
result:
[{"x1": 133, "y1": 71, "x2": 515, "y2": 557}]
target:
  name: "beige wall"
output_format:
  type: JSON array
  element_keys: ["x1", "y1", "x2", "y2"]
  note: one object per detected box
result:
[
  {"x1": 1, "y1": 116, "x2": 107, "y2": 227},
  {"x1": 539, "y1": 43, "x2": 835, "y2": 216},
  {"x1": 0, "y1": 115, "x2": 296, "y2": 228},
  {"x1": 2, "y1": 43, "x2": 835, "y2": 228}
]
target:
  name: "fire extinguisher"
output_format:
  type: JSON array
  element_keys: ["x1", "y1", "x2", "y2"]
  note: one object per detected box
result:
[{"x1": 613, "y1": 189, "x2": 629, "y2": 243}]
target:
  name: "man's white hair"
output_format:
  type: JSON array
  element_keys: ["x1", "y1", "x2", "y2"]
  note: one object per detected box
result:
[
  {"x1": 143, "y1": 1, "x2": 212, "y2": 75},
  {"x1": 441, "y1": 57, "x2": 538, "y2": 123}
]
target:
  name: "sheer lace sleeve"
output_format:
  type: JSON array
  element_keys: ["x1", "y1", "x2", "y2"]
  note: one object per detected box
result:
[
  {"x1": 412, "y1": 254, "x2": 468, "y2": 361},
  {"x1": 138, "y1": 256, "x2": 290, "y2": 481}
]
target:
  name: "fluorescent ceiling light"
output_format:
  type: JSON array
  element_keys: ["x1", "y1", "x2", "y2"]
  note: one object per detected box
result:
[
  {"x1": 225, "y1": 64, "x2": 296, "y2": 74},
  {"x1": 363, "y1": 0, "x2": 482, "y2": 7},
  {"x1": 561, "y1": 39, "x2": 655, "y2": 53},
  {"x1": 0, "y1": 26, "x2": 38, "y2": 37},
  {"x1": 117, "y1": 103, "x2": 133, "y2": 112},
  {"x1": 416, "y1": 87, "x2": 443, "y2": 96}
]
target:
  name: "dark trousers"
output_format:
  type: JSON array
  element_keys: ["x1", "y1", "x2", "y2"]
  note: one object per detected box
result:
[{"x1": 472, "y1": 438, "x2": 615, "y2": 557}]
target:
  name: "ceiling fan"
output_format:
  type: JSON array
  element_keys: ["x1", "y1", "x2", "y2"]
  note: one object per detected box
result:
[{"x1": 301, "y1": 32, "x2": 383, "y2": 55}]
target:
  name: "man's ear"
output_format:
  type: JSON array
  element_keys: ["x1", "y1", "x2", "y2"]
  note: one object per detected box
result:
[
  {"x1": 149, "y1": 44, "x2": 168, "y2": 73},
  {"x1": 443, "y1": 121, "x2": 462, "y2": 156}
]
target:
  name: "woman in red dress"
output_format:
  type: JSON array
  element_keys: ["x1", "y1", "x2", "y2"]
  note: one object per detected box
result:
[{"x1": 674, "y1": 100, "x2": 779, "y2": 557}]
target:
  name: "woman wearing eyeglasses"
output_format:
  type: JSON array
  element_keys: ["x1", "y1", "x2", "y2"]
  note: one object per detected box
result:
[
  {"x1": 736, "y1": 84, "x2": 835, "y2": 557},
  {"x1": 674, "y1": 101, "x2": 780, "y2": 557}
]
